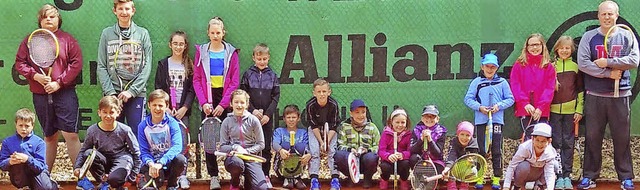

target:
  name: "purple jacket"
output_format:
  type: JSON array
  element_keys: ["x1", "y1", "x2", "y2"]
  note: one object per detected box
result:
[
  {"x1": 193, "y1": 41, "x2": 240, "y2": 109},
  {"x1": 378, "y1": 126, "x2": 412, "y2": 163},
  {"x1": 410, "y1": 122, "x2": 447, "y2": 167}
]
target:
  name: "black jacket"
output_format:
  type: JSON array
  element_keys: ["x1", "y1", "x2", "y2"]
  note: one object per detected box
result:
[{"x1": 240, "y1": 65, "x2": 280, "y2": 118}]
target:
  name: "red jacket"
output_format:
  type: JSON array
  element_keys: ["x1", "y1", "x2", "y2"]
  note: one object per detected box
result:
[
  {"x1": 15, "y1": 29, "x2": 83, "y2": 94},
  {"x1": 509, "y1": 53, "x2": 556, "y2": 117}
]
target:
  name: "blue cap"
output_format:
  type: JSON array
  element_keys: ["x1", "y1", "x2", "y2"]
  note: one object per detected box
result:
[
  {"x1": 350, "y1": 99, "x2": 367, "y2": 111},
  {"x1": 481, "y1": 53, "x2": 499, "y2": 67}
]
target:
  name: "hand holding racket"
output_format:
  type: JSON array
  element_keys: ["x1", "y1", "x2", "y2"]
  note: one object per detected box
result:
[
  {"x1": 113, "y1": 41, "x2": 144, "y2": 102},
  {"x1": 215, "y1": 151, "x2": 267, "y2": 163},
  {"x1": 77, "y1": 147, "x2": 97, "y2": 179},
  {"x1": 27, "y1": 29, "x2": 59, "y2": 104},
  {"x1": 603, "y1": 24, "x2": 637, "y2": 97},
  {"x1": 427, "y1": 153, "x2": 487, "y2": 183}
]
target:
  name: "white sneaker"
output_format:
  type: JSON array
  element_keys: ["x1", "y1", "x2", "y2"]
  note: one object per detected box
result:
[
  {"x1": 210, "y1": 177, "x2": 221, "y2": 190},
  {"x1": 177, "y1": 175, "x2": 190, "y2": 189},
  {"x1": 525, "y1": 182, "x2": 535, "y2": 190}
]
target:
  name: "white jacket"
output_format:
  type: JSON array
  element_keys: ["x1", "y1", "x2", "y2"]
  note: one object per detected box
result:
[{"x1": 503, "y1": 139, "x2": 557, "y2": 190}]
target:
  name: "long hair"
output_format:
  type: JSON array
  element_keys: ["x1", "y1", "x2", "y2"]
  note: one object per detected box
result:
[
  {"x1": 37, "y1": 4, "x2": 62, "y2": 28},
  {"x1": 516, "y1": 33, "x2": 551, "y2": 68},
  {"x1": 169, "y1": 30, "x2": 193, "y2": 76}
]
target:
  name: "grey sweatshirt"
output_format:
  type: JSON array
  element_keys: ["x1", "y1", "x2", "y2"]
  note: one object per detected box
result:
[
  {"x1": 219, "y1": 110, "x2": 265, "y2": 155},
  {"x1": 74, "y1": 122, "x2": 141, "y2": 175}
]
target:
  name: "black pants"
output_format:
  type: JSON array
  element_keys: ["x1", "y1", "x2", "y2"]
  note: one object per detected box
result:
[
  {"x1": 549, "y1": 113, "x2": 575, "y2": 178},
  {"x1": 261, "y1": 119, "x2": 273, "y2": 176},
  {"x1": 83, "y1": 149, "x2": 133, "y2": 187},
  {"x1": 202, "y1": 87, "x2": 230, "y2": 177},
  {"x1": 9, "y1": 163, "x2": 58, "y2": 190},
  {"x1": 224, "y1": 156, "x2": 268, "y2": 190},
  {"x1": 140, "y1": 154, "x2": 187, "y2": 187},
  {"x1": 475, "y1": 123, "x2": 503, "y2": 177},
  {"x1": 379, "y1": 160, "x2": 410, "y2": 181},
  {"x1": 583, "y1": 94, "x2": 633, "y2": 180},
  {"x1": 334, "y1": 150, "x2": 379, "y2": 181}
]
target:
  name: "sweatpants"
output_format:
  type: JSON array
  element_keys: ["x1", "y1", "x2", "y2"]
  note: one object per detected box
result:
[
  {"x1": 224, "y1": 155, "x2": 268, "y2": 190},
  {"x1": 583, "y1": 94, "x2": 634, "y2": 180},
  {"x1": 379, "y1": 160, "x2": 410, "y2": 181},
  {"x1": 82, "y1": 149, "x2": 133, "y2": 187},
  {"x1": 334, "y1": 150, "x2": 379, "y2": 181},
  {"x1": 549, "y1": 113, "x2": 575, "y2": 178},
  {"x1": 475, "y1": 123, "x2": 504, "y2": 177},
  {"x1": 9, "y1": 163, "x2": 58, "y2": 190},
  {"x1": 308, "y1": 126, "x2": 338, "y2": 177},
  {"x1": 139, "y1": 154, "x2": 187, "y2": 188},
  {"x1": 511, "y1": 161, "x2": 546, "y2": 188},
  {"x1": 116, "y1": 96, "x2": 145, "y2": 136}
]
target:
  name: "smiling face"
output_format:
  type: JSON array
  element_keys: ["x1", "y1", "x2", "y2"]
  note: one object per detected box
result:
[
  {"x1": 555, "y1": 43, "x2": 573, "y2": 60},
  {"x1": 532, "y1": 136, "x2": 551, "y2": 155},
  {"x1": 457, "y1": 131, "x2": 472, "y2": 146},
  {"x1": 391, "y1": 114, "x2": 407, "y2": 133},
  {"x1": 421, "y1": 114, "x2": 439, "y2": 127},
  {"x1": 169, "y1": 35, "x2": 186, "y2": 58},
  {"x1": 527, "y1": 37, "x2": 543, "y2": 56},
  {"x1": 113, "y1": 2, "x2": 135, "y2": 27},
  {"x1": 148, "y1": 98, "x2": 167, "y2": 120},
  {"x1": 98, "y1": 106, "x2": 121, "y2": 126},
  {"x1": 481, "y1": 64, "x2": 498, "y2": 79},
  {"x1": 312, "y1": 84, "x2": 331, "y2": 106},
  {"x1": 231, "y1": 94, "x2": 249, "y2": 116},
  {"x1": 350, "y1": 107, "x2": 367, "y2": 126}
]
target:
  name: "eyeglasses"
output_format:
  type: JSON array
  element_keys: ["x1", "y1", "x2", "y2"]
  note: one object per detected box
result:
[
  {"x1": 527, "y1": 43, "x2": 542, "y2": 48},
  {"x1": 171, "y1": 42, "x2": 186, "y2": 47}
]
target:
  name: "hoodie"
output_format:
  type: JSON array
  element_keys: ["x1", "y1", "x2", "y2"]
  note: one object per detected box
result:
[
  {"x1": 410, "y1": 122, "x2": 447, "y2": 167},
  {"x1": 503, "y1": 139, "x2": 557, "y2": 189},
  {"x1": 137, "y1": 113, "x2": 182, "y2": 166},
  {"x1": 0, "y1": 132, "x2": 47, "y2": 174},
  {"x1": 378, "y1": 126, "x2": 412, "y2": 163},
  {"x1": 219, "y1": 111, "x2": 265, "y2": 154}
]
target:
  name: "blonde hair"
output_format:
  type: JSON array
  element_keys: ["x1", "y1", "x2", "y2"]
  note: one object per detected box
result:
[
  {"x1": 148, "y1": 89, "x2": 170, "y2": 105},
  {"x1": 113, "y1": 0, "x2": 134, "y2": 9},
  {"x1": 253, "y1": 43, "x2": 270, "y2": 55},
  {"x1": 207, "y1": 16, "x2": 225, "y2": 39},
  {"x1": 312, "y1": 78, "x2": 330, "y2": 89},
  {"x1": 15, "y1": 108, "x2": 36, "y2": 125},
  {"x1": 516, "y1": 33, "x2": 551, "y2": 68},
  {"x1": 231, "y1": 89, "x2": 250, "y2": 103},
  {"x1": 551, "y1": 36, "x2": 576, "y2": 61},
  {"x1": 599, "y1": 1, "x2": 619, "y2": 15},
  {"x1": 37, "y1": 4, "x2": 61, "y2": 28},
  {"x1": 99, "y1": 96, "x2": 122, "y2": 112}
]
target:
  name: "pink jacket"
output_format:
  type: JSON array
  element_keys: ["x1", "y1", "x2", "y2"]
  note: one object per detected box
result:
[
  {"x1": 378, "y1": 126, "x2": 412, "y2": 163},
  {"x1": 193, "y1": 41, "x2": 240, "y2": 109},
  {"x1": 509, "y1": 53, "x2": 556, "y2": 117}
]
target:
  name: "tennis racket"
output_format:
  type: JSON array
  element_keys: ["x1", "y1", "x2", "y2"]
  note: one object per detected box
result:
[
  {"x1": 393, "y1": 132, "x2": 398, "y2": 190},
  {"x1": 113, "y1": 41, "x2": 144, "y2": 92},
  {"x1": 323, "y1": 122, "x2": 329, "y2": 153},
  {"x1": 199, "y1": 116, "x2": 221, "y2": 154},
  {"x1": 521, "y1": 91, "x2": 535, "y2": 143},
  {"x1": 27, "y1": 29, "x2": 59, "y2": 104},
  {"x1": 141, "y1": 177, "x2": 157, "y2": 189},
  {"x1": 604, "y1": 24, "x2": 637, "y2": 97},
  {"x1": 214, "y1": 151, "x2": 267, "y2": 163},
  {"x1": 178, "y1": 121, "x2": 190, "y2": 156},
  {"x1": 411, "y1": 138, "x2": 438, "y2": 190},
  {"x1": 278, "y1": 131, "x2": 304, "y2": 178},
  {"x1": 427, "y1": 153, "x2": 487, "y2": 183},
  {"x1": 348, "y1": 152, "x2": 361, "y2": 183},
  {"x1": 78, "y1": 147, "x2": 97, "y2": 179},
  {"x1": 485, "y1": 93, "x2": 494, "y2": 154}
]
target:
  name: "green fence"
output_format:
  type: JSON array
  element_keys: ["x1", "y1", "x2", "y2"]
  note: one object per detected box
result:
[{"x1": 1, "y1": 0, "x2": 639, "y2": 140}]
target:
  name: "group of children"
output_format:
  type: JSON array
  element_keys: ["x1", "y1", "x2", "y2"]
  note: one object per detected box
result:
[{"x1": 5, "y1": 0, "x2": 636, "y2": 190}]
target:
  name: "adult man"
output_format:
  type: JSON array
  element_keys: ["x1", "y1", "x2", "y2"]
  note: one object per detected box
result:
[{"x1": 576, "y1": 1, "x2": 638, "y2": 189}]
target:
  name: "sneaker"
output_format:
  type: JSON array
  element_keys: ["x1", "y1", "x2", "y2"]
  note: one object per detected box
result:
[
  {"x1": 475, "y1": 177, "x2": 485, "y2": 189},
  {"x1": 310, "y1": 178, "x2": 321, "y2": 190},
  {"x1": 446, "y1": 180, "x2": 457, "y2": 190},
  {"x1": 621, "y1": 179, "x2": 634, "y2": 190},
  {"x1": 379, "y1": 178, "x2": 389, "y2": 190},
  {"x1": 563, "y1": 177, "x2": 573, "y2": 190},
  {"x1": 294, "y1": 178, "x2": 306, "y2": 190},
  {"x1": 210, "y1": 177, "x2": 221, "y2": 190},
  {"x1": 265, "y1": 176, "x2": 274, "y2": 189},
  {"x1": 97, "y1": 182, "x2": 110, "y2": 190},
  {"x1": 77, "y1": 177, "x2": 95, "y2": 190},
  {"x1": 283, "y1": 178, "x2": 293, "y2": 189},
  {"x1": 362, "y1": 176, "x2": 373, "y2": 189},
  {"x1": 166, "y1": 187, "x2": 178, "y2": 190},
  {"x1": 177, "y1": 175, "x2": 190, "y2": 189},
  {"x1": 577, "y1": 178, "x2": 596, "y2": 189},
  {"x1": 400, "y1": 180, "x2": 411, "y2": 190},
  {"x1": 330, "y1": 178, "x2": 341, "y2": 190},
  {"x1": 459, "y1": 182, "x2": 470, "y2": 190},
  {"x1": 491, "y1": 176, "x2": 501, "y2": 190},
  {"x1": 555, "y1": 178, "x2": 565, "y2": 189},
  {"x1": 525, "y1": 182, "x2": 535, "y2": 190}
]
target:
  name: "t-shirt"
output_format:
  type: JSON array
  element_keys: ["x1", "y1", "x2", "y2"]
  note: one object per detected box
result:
[
  {"x1": 168, "y1": 58, "x2": 185, "y2": 105},
  {"x1": 209, "y1": 50, "x2": 224, "y2": 88}
]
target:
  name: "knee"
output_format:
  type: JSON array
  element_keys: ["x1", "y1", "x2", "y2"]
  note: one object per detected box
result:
[
  {"x1": 44, "y1": 135, "x2": 58, "y2": 143},
  {"x1": 174, "y1": 154, "x2": 187, "y2": 165},
  {"x1": 107, "y1": 171, "x2": 127, "y2": 187},
  {"x1": 61, "y1": 132, "x2": 80, "y2": 142}
]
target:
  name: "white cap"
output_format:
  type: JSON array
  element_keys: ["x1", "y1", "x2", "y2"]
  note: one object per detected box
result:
[{"x1": 531, "y1": 123, "x2": 552, "y2": 138}]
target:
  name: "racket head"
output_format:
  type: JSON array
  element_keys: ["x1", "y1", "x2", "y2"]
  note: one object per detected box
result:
[
  {"x1": 178, "y1": 121, "x2": 190, "y2": 156},
  {"x1": 199, "y1": 117, "x2": 221, "y2": 154},
  {"x1": 113, "y1": 41, "x2": 144, "y2": 90},
  {"x1": 27, "y1": 29, "x2": 59, "y2": 69},
  {"x1": 278, "y1": 154, "x2": 303, "y2": 178},
  {"x1": 412, "y1": 160, "x2": 438, "y2": 190},
  {"x1": 236, "y1": 153, "x2": 267, "y2": 163},
  {"x1": 449, "y1": 153, "x2": 487, "y2": 183},
  {"x1": 348, "y1": 152, "x2": 361, "y2": 183},
  {"x1": 78, "y1": 148, "x2": 97, "y2": 179},
  {"x1": 604, "y1": 24, "x2": 636, "y2": 57}
]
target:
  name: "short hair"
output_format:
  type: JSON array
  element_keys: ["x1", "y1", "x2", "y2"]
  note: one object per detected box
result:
[
  {"x1": 599, "y1": 0, "x2": 619, "y2": 14},
  {"x1": 551, "y1": 36, "x2": 576, "y2": 60},
  {"x1": 113, "y1": 0, "x2": 135, "y2": 9},
  {"x1": 253, "y1": 43, "x2": 270, "y2": 55},
  {"x1": 312, "y1": 78, "x2": 330, "y2": 89},
  {"x1": 99, "y1": 96, "x2": 123, "y2": 112},
  {"x1": 15, "y1": 108, "x2": 36, "y2": 125},
  {"x1": 37, "y1": 4, "x2": 62, "y2": 28},
  {"x1": 148, "y1": 89, "x2": 170, "y2": 105},
  {"x1": 283, "y1": 104, "x2": 300, "y2": 117},
  {"x1": 231, "y1": 89, "x2": 250, "y2": 102}
]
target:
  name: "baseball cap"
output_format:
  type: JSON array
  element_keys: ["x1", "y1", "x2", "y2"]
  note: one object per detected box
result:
[
  {"x1": 350, "y1": 99, "x2": 367, "y2": 111},
  {"x1": 531, "y1": 123, "x2": 552, "y2": 138},
  {"x1": 422, "y1": 105, "x2": 439, "y2": 116},
  {"x1": 481, "y1": 53, "x2": 499, "y2": 67}
]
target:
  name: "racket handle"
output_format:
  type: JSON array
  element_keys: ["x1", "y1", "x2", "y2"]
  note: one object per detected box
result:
[
  {"x1": 574, "y1": 121, "x2": 579, "y2": 137},
  {"x1": 290, "y1": 131, "x2": 296, "y2": 147},
  {"x1": 426, "y1": 174, "x2": 444, "y2": 182},
  {"x1": 214, "y1": 151, "x2": 228, "y2": 157},
  {"x1": 614, "y1": 79, "x2": 620, "y2": 98}
]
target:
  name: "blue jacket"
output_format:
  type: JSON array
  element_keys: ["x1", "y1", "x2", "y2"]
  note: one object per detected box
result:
[
  {"x1": 464, "y1": 74, "x2": 515, "y2": 125},
  {"x1": 138, "y1": 113, "x2": 183, "y2": 166},
  {"x1": 0, "y1": 132, "x2": 48, "y2": 173}
]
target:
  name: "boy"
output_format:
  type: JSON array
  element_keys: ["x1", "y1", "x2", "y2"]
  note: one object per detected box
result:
[
  {"x1": 0, "y1": 108, "x2": 58, "y2": 190},
  {"x1": 137, "y1": 89, "x2": 187, "y2": 190},
  {"x1": 464, "y1": 53, "x2": 515, "y2": 189},
  {"x1": 97, "y1": 0, "x2": 152, "y2": 135},
  {"x1": 443, "y1": 121, "x2": 479, "y2": 190},
  {"x1": 305, "y1": 78, "x2": 341, "y2": 190},
  {"x1": 272, "y1": 104, "x2": 311, "y2": 190},
  {"x1": 240, "y1": 43, "x2": 281, "y2": 183},
  {"x1": 503, "y1": 123, "x2": 557, "y2": 190},
  {"x1": 335, "y1": 99, "x2": 380, "y2": 188},
  {"x1": 74, "y1": 96, "x2": 141, "y2": 190}
]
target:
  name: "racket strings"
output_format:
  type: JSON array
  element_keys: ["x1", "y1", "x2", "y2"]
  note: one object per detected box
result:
[
  {"x1": 28, "y1": 33, "x2": 57, "y2": 67},
  {"x1": 412, "y1": 161, "x2": 438, "y2": 189}
]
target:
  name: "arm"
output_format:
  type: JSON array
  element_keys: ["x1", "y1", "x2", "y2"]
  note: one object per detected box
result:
[
  {"x1": 138, "y1": 123, "x2": 154, "y2": 165},
  {"x1": 96, "y1": 31, "x2": 117, "y2": 96},
  {"x1": 14, "y1": 37, "x2": 39, "y2": 81},
  {"x1": 430, "y1": 133, "x2": 446, "y2": 159},
  {"x1": 192, "y1": 45, "x2": 207, "y2": 107},
  {"x1": 445, "y1": 140, "x2": 458, "y2": 168},
  {"x1": 26, "y1": 139, "x2": 48, "y2": 174},
  {"x1": 56, "y1": 35, "x2": 83, "y2": 88},
  {"x1": 463, "y1": 79, "x2": 482, "y2": 111},
  {"x1": 400, "y1": 134, "x2": 411, "y2": 160},
  {"x1": 0, "y1": 141, "x2": 11, "y2": 171},
  {"x1": 272, "y1": 128, "x2": 283, "y2": 152},
  {"x1": 337, "y1": 123, "x2": 350, "y2": 151},
  {"x1": 73, "y1": 131, "x2": 93, "y2": 169},
  {"x1": 577, "y1": 32, "x2": 612, "y2": 78},
  {"x1": 503, "y1": 145, "x2": 529, "y2": 188},
  {"x1": 154, "y1": 60, "x2": 167, "y2": 91},
  {"x1": 607, "y1": 30, "x2": 640, "y2": 70},
  {"x1": 409, "y1": 129, "x2": 423, "y2": 154},
  {"x1": 306, "y1": 102, "x2": 319, "y2": 130},
  {"x1": 159, "y1": 118, "x2": 182, "y2": 166},
  {"x1": 245, "y1": 118, "x2": 265, "y2": 154},
  {"x1": 499, "y1": 80, "x2": 516, "y2": 109},
  {"x1": 126, "y1": 126, "x2": 141, "y2": 176},
  {"x1": 378, "y1": 133, "x2": 391, "y2": 162},
  {"x1": 218, "y1": 51, "x2": 240, "y2": 109},
  {"x1": 544, "y1": 159, "x2": 556, "y2": 190},
  {"x1": 370, "y1": 125, "x2": 380, "y2": 153},
  {"x1": 265, "y1": 77, "x2": 281, "y2": 117},
  {"x1": 125, "y1": 32, "x2": 153, "y2": 97},
  {"x1": 575, "y1": 71, "x2": 585, "y2": 114}
]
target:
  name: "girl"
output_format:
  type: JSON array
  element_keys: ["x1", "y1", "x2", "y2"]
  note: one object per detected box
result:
[
  {"x1": 192, "y1": 16, "x2": 240, "y2": 189},
  {"x1": 409, "y1": 105, "x2": 447, "y2": 179},
  {"x1": 510, "y1": 33, "x2": 556, "y2": 140},
  {"x1": 272, "y1": 104, "x2": 311, "y2": 190},
  {"x1": 154, "y1": 30, "x2": 194, "y2": 189},
  {"x1": 378, "y1": 108, "x2": 412, "y2": 190},
  {"x1": 549, "y1": 36, "x2": 583, "y2": 189},
  {"x1": 219, "y1": 89, "x2": 267, "y2": 190},
  {"x1": 444, "y1": 121, "x2": 479, "y2": 190}
]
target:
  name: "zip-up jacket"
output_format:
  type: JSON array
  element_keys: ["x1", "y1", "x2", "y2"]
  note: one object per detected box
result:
[
  {"x1": 0, "y1": 132, "x2": 47, "y2": 173},
  {"x1": 503, "y1": 139, "x2": 557, "y2": 189},
  {"x1": 510, "y1": 54, "x2": 557, "y2": 117},
  {"x1": 464, "y1": 73, "x2": 515, "y2": 125},
  {"x1": 378, "y1": 126, "x2": 411, "y2": 163},
  {"x1": 337, "y1": 118, "x2": 380, "y2": 153},
  {"x1": 219, "y1": 111, "x2": 265, "y2": 154},
  {"x1": 240, "y1": 65, "x2": 280, "y2": 118},
  {"x1": 410, "y1": 122, "x2": 447, "y2": 167},
  {"x1": 304, "y1": 96, "x2": 340, "y2": 131},
  {"x1": 551, "y1": 58, "x2": 584, "y2": 115},
  {"x1": 193, "y1": 41, "x2": 240, "y2": 108}
]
